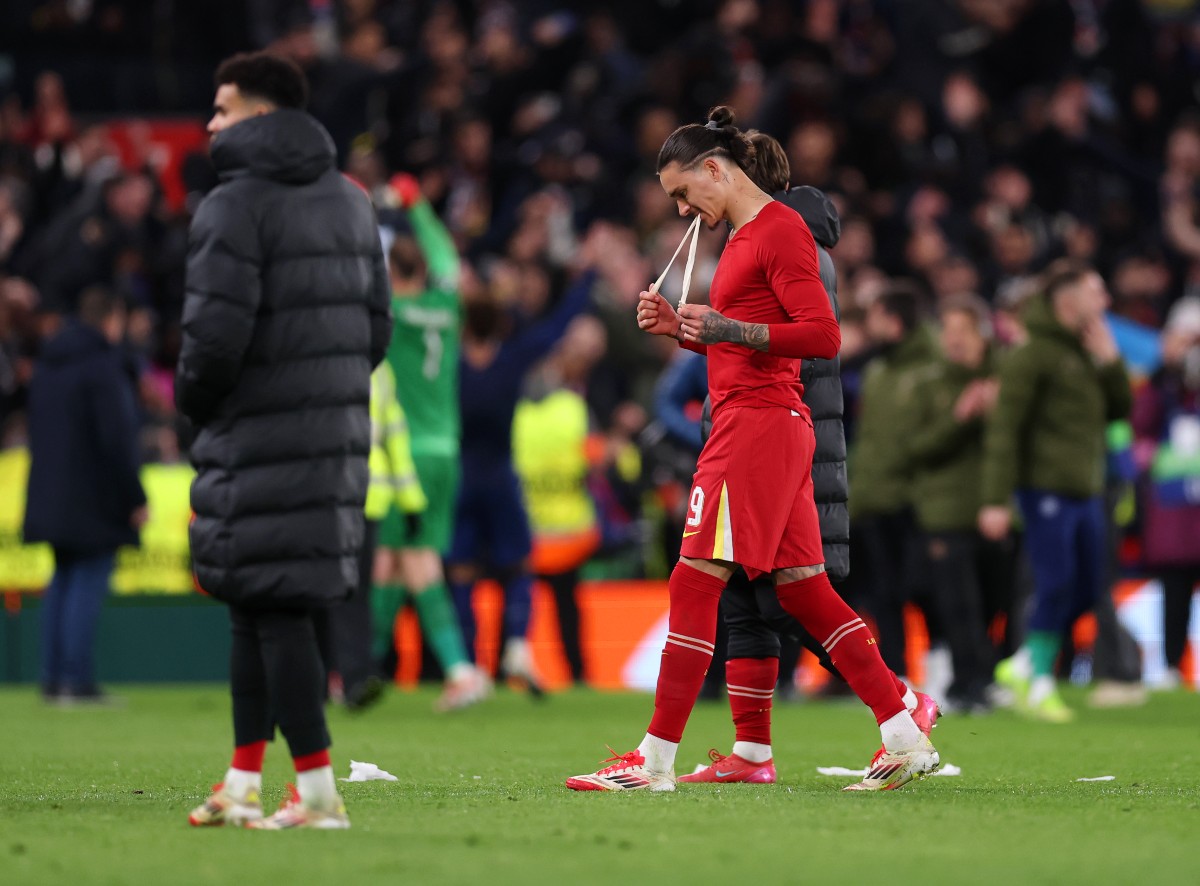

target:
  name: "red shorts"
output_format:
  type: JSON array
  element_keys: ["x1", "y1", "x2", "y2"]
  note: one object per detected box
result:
[{"x1": 679, "y1": 405, "x2": 823, "y2": 580}]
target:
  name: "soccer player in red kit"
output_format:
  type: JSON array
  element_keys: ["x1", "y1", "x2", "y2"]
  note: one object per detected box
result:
[{"x1": 566, "y1": 107, "x2": 941, "y2": 793}]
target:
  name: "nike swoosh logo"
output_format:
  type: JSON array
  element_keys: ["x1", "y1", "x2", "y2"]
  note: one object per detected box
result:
[
  {"x1": 715, "y1": 770, "x2": 738, "y2": 778},
  {"x1": 683, "y1": 530, "x2": 701, "y2": 537}
]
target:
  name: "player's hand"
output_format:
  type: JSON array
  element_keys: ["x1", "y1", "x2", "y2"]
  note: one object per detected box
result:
[
  {"x1": 390, "y1": 173, "x2": 423, "y2": 209},
  {"x1": 637, "y1": 290, "x2": 682, "y2": 338},
  {"x1": 977, "y1": 505, "x2": 1011, "y2": 541},
  {"x1": 1082, "y1": 316, "x2": 1119, "y2": 366},
  {"x1": 131, "y1": 505, "x2": 149, "y2": 530},
  {"x1": 677, "y1": 303, "x2": 727, "y2": 344}
]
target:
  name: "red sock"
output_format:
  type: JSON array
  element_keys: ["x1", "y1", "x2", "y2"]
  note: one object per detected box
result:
[
  {"x1": 775, "y1": 573, "x2": 905, "y2": 725},
  {"x1": 293, "y1": 749, "x2": 331, "y2": 772},
  {"x1": 892, "y1": 672, "x2": 909, "y2": 701},
  {"x1": 726, "y1": 657, "x2": 777, "y2": 747},
  {"x1": 647, "y1": 562, "x2": 726, "y2": 743},
  {"x1": 230, "y1": 741, "x2": 266, "y2": 773}
]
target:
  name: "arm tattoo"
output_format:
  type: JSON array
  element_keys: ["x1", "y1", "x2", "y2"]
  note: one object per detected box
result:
[{"x1": 697, "y1": 312, "x2": 770, "y2": 351}]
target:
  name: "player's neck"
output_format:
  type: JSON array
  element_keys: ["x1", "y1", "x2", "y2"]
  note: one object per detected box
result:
[{"x1": 726, "y1": 186, "x2": 773, "y2": 234}]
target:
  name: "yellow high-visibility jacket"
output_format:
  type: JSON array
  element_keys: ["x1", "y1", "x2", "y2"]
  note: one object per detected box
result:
[{"x1": 366, "y1": 363, "x2": 428, "y2": 521}]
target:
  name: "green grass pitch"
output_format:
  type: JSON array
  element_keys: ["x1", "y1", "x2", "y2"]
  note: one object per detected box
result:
[{"x1": 2, "y1": 685, "x2": 1197, "y2": 885}]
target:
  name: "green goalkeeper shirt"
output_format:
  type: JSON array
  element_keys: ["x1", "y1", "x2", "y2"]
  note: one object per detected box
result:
[{"x1": 386, "y1": 200, "x2": 461, "y2": 458}]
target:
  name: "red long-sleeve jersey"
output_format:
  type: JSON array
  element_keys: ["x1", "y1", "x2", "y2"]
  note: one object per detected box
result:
[{"x1": 684, "y1": 200, "x2": 840, "y2": 418}]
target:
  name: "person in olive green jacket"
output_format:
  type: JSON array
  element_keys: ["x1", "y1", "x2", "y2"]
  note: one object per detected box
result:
[
  {"x1": 979, "y1": 260, "x2": 1131, "y2": 722},
  {"x1": 908, "y1": 295, "x2": 1015, "y2": 712},
  {"x1": 850, "y1": 286, "x2": 940, "y2": 678}
]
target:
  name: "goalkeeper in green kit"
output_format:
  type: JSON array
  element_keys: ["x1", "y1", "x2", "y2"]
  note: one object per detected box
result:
[{"x1": 373, "y1": 173, "x2": 491, "y2": 711}]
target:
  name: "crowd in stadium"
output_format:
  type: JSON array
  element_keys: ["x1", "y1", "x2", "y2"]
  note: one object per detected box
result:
[{"x1": 1, "y1": 0, "x2": 1198, "y2": 716}]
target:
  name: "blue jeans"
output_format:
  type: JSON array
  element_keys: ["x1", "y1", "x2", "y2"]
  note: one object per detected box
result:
[
  {"x1": 41, "y1": 550, "x2": 116, "y2": 692},
  {"x1": 1016, "y1": 490, "x2": 1106, "y2": 635}
]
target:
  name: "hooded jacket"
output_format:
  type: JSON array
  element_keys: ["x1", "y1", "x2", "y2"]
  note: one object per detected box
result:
[
  {"x1": 24, "y1": 320, "x2": 146, "y2": 554},
  {"x1": 777, "y1": 186, "x2": 848, "y2": 580},
  {"x1": 981, "y1": 296, "x2": 1131, "y2": 505},
  {"x1": 176, "y1": 109, "x2": 392, "y2": 607}
]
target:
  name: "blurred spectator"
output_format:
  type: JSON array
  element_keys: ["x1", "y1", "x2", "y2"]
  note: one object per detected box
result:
[
  {"x1": 24, "y1": 287, "x2": 146, "y2": 704},
  {"x1": 850, "y1": 285, "x2": 939, "y2": 679},
  {"x1": 446, "y1": 229, "x2": 599, "y2": 690},
  {"x1": 514, "y1": 315, "x2": 608, "y2": 685},
  {"x1": 1132, "y1": 296, "x2": 1200, "y2": 689},
  {"x1": 908, "y1": 295, "x2": 1011, "y2": 713},
  {"x1": 981, "y1": 261, "x2": 1132, "y2": 722}
]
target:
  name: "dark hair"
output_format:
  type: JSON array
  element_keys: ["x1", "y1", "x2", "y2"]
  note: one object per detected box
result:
[
  {"x1": 388, "y1": 235, "x2": 426, "y2": 280},
  {"x1": 1041, "y1": 258, "x2": 1094, "y2": 304},
  {"x1": 215, "y1": 52, "x2": 309, "y2": 110},
  {"x1": 938, "y1": 293, "x2": 994, "y2": 339},
  {"x1": 745, "y1": 129, "x2": 790, "y2": 193},
  {"x1": 77, "y1": 286, "x2": 125, "y2": 328},
  {"x1": 656, "y1": 106, "x2": 756, "y2": 174},
  {"x1": 874, "y1": 283, "x2": 925, "y2": 334}
]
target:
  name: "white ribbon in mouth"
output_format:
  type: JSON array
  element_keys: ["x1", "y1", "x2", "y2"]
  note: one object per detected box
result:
[{"x1": 649, "y1": 214, "x2": 702, "y2": 310}]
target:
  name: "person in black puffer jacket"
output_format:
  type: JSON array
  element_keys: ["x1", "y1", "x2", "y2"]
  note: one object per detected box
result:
[
  {"x1": 178, "y1": 53, "x2": 390, "y2": 831},
  {"x1": 681, "y1": 133, "x2": 935, "y2": 784}
]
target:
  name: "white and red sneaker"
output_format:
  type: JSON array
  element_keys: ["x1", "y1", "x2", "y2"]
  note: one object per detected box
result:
[
  {"x1": 842, "y1": 735, "x2": 940, "y2": 792},
  {"x1": 565, "y1": 748, "x2": 675, "y2": 792},
  {"x1": 678, "y1": 749, "x2": 777, "y2": 784},
  {"x1": 188, "y1": 781, "x2": 263, "y2": 827},
  {"x1": 248, "y1": 784, "x2": 350, "y2": 830}
]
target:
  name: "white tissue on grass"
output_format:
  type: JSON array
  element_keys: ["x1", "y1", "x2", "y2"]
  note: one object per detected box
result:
[
  {"x1": 817, "y1": 763, "x2": 961, "y2": 777},
  {"x1": 339, "y1": 760, "x2": 398, "y2": 782},
  {"x1": 1076, "y1": 775, "x2": 1115, "y2": 782}
]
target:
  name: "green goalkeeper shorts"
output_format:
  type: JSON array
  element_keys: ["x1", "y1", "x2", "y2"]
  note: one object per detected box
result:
[{"x1": 379, "y1": 452, "x2": 459, "y2": 553}]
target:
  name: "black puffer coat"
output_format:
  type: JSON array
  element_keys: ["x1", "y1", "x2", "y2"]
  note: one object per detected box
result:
[
  {"x1": 176, "y1": 110, "x2": 391, "y2": 608},
  {"x1": 779, "y1": 186, "x2": 848, "y2": 581},
  {"x1": 701, "y1": 186, "x2": 848, "y2": 579}
]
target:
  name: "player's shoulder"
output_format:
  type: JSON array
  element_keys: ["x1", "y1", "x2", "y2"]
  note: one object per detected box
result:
[{"x1": 752, "y1": 200, "x2": 817, "y2": 257}]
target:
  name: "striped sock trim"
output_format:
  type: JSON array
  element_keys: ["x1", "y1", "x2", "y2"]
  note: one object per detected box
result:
[
  {"x1": 666, "y1": 632, "x2": 715, "y2": 656},
  {"x1": 726, "y1": 683, "x2": 774, "y2": 699},
  {"x1": 824, "y1": 620, "x2": 867, "y2": 653},
  {"x1": 821, "y1": 618, "x2": 860, "y2": 649}
]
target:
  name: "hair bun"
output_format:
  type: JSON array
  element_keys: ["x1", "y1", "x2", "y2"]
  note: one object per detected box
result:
[{"x1": 706, "y1": 105, "x2": 737, "y2": 130}]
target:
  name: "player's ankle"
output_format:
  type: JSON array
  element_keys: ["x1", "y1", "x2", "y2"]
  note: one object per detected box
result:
[
  {"x1": 732, "y1": 741, "x2": 772, "y2": 763},
  {"x1": 638, "y1": 733, "x2": 679, "y2": 772},
  {"x1": 880, "y1": 710, "x2": 923, "y2": 752}
]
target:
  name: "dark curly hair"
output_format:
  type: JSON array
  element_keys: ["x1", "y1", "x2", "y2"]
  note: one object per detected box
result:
[
  {"x1": 656, "y1": 106, "x2": 756, "y2": 174},
  {"x1": 215, "y1": 51, "x2": 309, "y2": 110}
]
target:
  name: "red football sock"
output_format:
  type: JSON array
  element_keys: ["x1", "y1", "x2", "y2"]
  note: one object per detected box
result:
[
  {"x1": 230, "y1": 740, "x2": 266, "y2": 773},
  {"x1": 647, "y1": 562, "x2": 726, "y2": 744},
  {"x1": 775, "y1": 573, "x2": 906, "y2": 725},
  {"x1": 892, "y1": 672, "x2": 908, "y2": 699},
  {"x1": 293, "y1": 749, "x2": 331, "y2": 773},
  {"x1": 726, "y1": 657, "x2": 777, "y2": 747}
]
